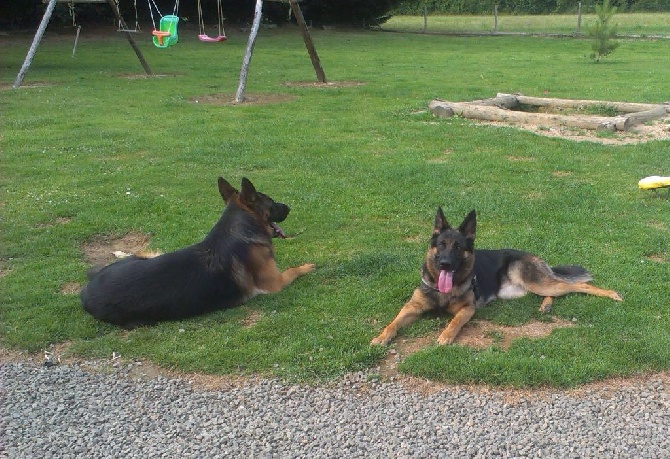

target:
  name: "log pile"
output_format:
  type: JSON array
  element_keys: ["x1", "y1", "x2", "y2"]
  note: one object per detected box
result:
[{"x1": 429, "y1": 93, "x2": 670, "y2": 132}]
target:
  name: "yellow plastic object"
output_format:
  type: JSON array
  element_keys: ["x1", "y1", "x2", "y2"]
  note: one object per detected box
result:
[{"x1": 638, "y1": 176, "x2": 670, "y2": 190}]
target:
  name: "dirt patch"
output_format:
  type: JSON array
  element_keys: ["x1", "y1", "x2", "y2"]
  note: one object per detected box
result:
[
  {"x1": 0, "y1": 82, "x2": 52, "y2": 91},
  {"x1": 283, "y1": 81, "x2": 365, "y2": 88},
  {"x1": 241, "y1": 309, "x2": 263, "y2": 327},
  {"x1": 376, "y1": 318, "x2": 575, "y2": 382},
  {"x1": 60, "y1": 282, "x2": 82, "y2": 295},
  {"x1": 37, "y1": 216, "x2": 71, "y2": 228},
  {"x1": 473, "y1": 116, "x2": 670, "y2": 145},
  {"x1": 116, "y1": 73, "x2": 178, "y2": 80},
  {"x1": 645, "y1": 253, "x2": 669, "y2": 263},
  {"x1": 81, "y1": 232, "x2": 151, "y2": 267},
  {"x1": 190, "y1": 93, "x2": 297, "y2": 106},
  {"x1": 457, "y1": 318, "x2": 574, "y2": 349},
  {"x1": 189, "y1": 81, "x2": 363, "y2": 106}
]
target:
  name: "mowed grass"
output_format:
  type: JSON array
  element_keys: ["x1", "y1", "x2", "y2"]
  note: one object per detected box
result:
[
  {"x1": 385, "y1": 12, "x2": 670, "y2": 35},
  {"x1": 1, "y1": 22, "x2": 669, "y2": 387}
]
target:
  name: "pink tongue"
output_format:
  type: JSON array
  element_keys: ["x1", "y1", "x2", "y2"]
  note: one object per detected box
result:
[{"x1": 438, "y1": 270, "x2": 453, "y2": 293}]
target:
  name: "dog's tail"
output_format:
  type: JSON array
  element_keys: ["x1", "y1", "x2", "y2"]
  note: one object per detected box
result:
[{"x1": 551, "y1": 265, "x2": 593, "y2": 283}]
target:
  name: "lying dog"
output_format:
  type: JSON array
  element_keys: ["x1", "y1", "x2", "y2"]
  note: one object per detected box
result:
[
  {"x1": 371, "y1": 208, "x2": 623, "y2": 346},
  {"x1": 81, "y1": 177, "x2": 315, "y2": 328}
]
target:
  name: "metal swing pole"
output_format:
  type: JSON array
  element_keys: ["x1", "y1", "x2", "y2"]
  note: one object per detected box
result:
[
  {"x1": 235, "y1": 0, "x2": 263, "y2": 103},
  {"x1": 107, "y1": 0, "x2": 152, "y2": 75},
  {"x1": 13, "y1": 0, "x2": 58, "y2": 89},
  {"x1": 288, "y1": 0, "x2": 326, "y2": 83}
]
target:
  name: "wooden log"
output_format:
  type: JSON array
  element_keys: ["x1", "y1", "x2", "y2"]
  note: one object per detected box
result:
[
  {"x1": 470, "y1": 94, "x2": 518, "y2": 109},
  {"x1": 429, "y1": 100, "x2": 620, "y2": 131},
  {"x1": 502, "y1": 93, "x2": 662, "y2": 114},
  {"x1": 428, "y1": 100, "x2": 454, "y2": 117},
  {"x1": 622, "y1": 105, "x2": 668, "y2": 126}
]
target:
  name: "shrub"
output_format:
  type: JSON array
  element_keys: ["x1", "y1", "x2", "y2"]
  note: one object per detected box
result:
[{"x1": 588, "y1": 0, "x2": 620, "y2": 62}]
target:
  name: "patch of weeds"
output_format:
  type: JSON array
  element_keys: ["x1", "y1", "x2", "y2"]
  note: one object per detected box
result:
[
  {"x1": 581, "y1": 103, "x2": 618, "y2": 117},
  {"x1": 595, "y1": 129, "x2": 617, "y2": 139},
  {"x1": 484, "y1": 330, "x2": 505, "y2": 345}
]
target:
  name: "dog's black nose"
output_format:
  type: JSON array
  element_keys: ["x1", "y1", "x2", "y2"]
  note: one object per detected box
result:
[{"x1": 439, "y1": 257, "x2": 453, "y2": 271}]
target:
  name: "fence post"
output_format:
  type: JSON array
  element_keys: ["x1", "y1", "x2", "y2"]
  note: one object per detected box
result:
[
  {"x1": 493, "y1": 4, "x2": 498, "y2": 33},
  {"x1": 422, "y1": 3, "x2": 427, "y2": 33},
  {"x1": 577, "y1": 2, "x2": 582, "y2": 34}
]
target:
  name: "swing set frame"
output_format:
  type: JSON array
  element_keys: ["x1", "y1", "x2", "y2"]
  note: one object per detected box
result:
[{"x1": 14, "y1": 0, "x2": 152, "y2": 89}]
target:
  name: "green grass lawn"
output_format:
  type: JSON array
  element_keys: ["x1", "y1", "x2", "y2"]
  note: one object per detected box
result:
[{"x1": 1, "y1": 22, "x2": 669, "y2": 387}]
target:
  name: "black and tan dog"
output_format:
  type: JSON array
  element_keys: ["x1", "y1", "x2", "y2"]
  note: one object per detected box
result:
[
  {"x1": 81, "y1": 177, "x2": 315, "y2": 328},
  {"x1": 371, "y1": 208, "x2": 623, "y2": 346}
]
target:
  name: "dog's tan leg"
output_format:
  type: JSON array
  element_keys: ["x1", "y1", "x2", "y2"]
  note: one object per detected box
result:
[
  {"x1": 249, "y1": 245, "x2": 314, "y2": 293},
  {"x1": 255, "y1": 261, "x2": 315, "y2": 293},
  {"x1": 437, "y1": 302, "x2": 476, "y2": 345},
  {"x1": 539, "y1": 296, "x2": 554, "y2": 313},
  {"x1": 529, "y1": 281, "x2": 623, "y2": 303},
  {"x1": 567, "y1": 283, "x2": 623, "y2": 301},
  {"x1": 371, "y1": 289, "x2": 435, "y2": 346}
]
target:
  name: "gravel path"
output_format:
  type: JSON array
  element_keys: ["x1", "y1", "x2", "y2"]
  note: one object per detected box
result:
[{"x1": 2, "y1": 358, "x2": 669, "y2": 458}]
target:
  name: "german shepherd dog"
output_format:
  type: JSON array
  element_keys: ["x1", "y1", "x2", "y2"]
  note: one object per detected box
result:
[
  {"x1": 81, "y1": 177, "x2": 315, "y2": 329},
  {"x1": 371, "y1": 208, "x2": 623, "y2": 346}
]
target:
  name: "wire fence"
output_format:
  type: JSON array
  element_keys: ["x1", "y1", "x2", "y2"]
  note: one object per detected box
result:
[{"x1": 381, "y1": 10, "x2": 670, "y2": 37}]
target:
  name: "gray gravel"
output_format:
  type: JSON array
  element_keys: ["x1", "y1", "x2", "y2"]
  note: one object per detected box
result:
[{"x1": 2, "y1": 359, "x2": 669, "y2": 458}]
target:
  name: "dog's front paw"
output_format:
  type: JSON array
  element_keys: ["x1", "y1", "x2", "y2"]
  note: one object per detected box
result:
[
  {"x1": 436, "y1": 333, "x2": 455, "y2": 346},
  {"x1": 611, "y1": 291, "x2": 623, "y2": 302},
  {"x1": 299, "y1": 263, "x2": 316, "y2": 274},
  {"x1": 370, "y1": 334, "x2": 390, "y2": 346}
]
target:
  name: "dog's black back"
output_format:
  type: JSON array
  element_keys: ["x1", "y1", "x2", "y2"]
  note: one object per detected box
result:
[{"x1": 80, "y1": 177, "x2": 289, "y2": 328}]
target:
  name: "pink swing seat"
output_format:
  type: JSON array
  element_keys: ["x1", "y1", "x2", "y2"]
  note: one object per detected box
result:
[{"x1": 198, "y1": 34, "x2": 227, "y2": 42}]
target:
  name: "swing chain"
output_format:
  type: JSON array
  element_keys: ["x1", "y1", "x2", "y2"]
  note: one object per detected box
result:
[{"x1": 68, "y1": 2, "x2": 77, "y2": 27}]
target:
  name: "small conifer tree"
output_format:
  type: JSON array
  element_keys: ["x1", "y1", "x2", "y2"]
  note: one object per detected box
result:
[{"x1": 588, "y1": 0, "x2": 619, "y2": 62}]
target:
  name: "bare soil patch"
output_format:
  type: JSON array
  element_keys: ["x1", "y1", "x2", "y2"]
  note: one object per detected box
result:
[
  {"x1": 283, "y1": 81, "x2": 365, "y2": 88},
  {"x1": 62, "y1": 232, "x2": 152, "y2": 295},
  {"x1": 117, "y1": 73, "x2": 179, "y2": 80},
  {"x1": 189, "y1": 93, "x2": 297, "y2": 106},
  {"x1": 60, "y1": 282, "x2": 82, "y2": 295},
  {"x1": 81, "y1": 232, "x2": 151, "y2": 267},
  {"x1": 376, "y1": 318, "x2": 575, "y2": 381},
  {"x1": 241, "y1": 309, "x2": 263, "y2": 328},
  {"x1": 473, "y1": 116, "x2": 670, "y2": 145},
  {"x1": 0, "y1": 82, "x2": 52, "y2": 90},
  {"x1": 189, "y1": 81, "x2": 363, "y2": 106}
]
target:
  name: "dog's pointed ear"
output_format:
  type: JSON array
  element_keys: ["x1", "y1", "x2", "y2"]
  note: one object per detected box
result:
[
  {"x1": 218, "y1": 177, "x2": 238, "y2": 203},
  {"x1": 458, "y1": 210, "x2": 476, "y2": 248},
  {"x1": 240, "y1": 177, "x2": 258, "y2": 205},
  {"x1": 433, "y1": 206, "x2": 450, "y2": 235}
]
